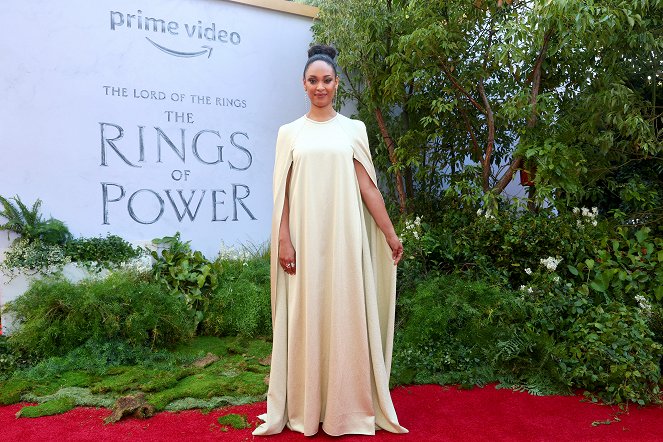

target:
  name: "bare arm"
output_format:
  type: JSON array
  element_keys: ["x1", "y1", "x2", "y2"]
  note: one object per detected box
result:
[
  {"x1": 354, "y1": 159, "x2": 403, "y2": 265},
  {"x1": 278, "y1": 166, "x2": 296, "y2": 275}
]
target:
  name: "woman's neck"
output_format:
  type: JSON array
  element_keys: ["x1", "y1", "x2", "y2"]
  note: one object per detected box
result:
[{"x1": 306, "y1": 106, "x2": 337, "y2": 122}]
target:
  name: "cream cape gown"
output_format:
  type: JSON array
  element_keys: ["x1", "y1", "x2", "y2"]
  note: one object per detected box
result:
[{"x1": 253, "y1": 113, "x2": 407, "y2": 436}]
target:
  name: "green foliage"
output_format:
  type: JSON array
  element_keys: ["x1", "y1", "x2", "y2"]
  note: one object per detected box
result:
[
  {"x1": 217, "y1": 413, "x2": 251, "y2": 430},
  {"x1": 201, "y1": 254, "x2": 271, "y2": 338},
  {"x1": 4, "y1": 271, "x2": 195, "y2": 359},
  {"x1": 0, "y1": 336, "x2": 270, "y2": 415},
  {"x1": 567, "y1": 226, "x2": 663, "y2": 305},
  {"x1": 0, "y1": 336, "x2": 31, "y2": 380},
  {"x1": 408, "y1": 205, "x2": 609, "y2": 290},
  {"x1": 151, "y1": 233, "x2": 222, "y2": 330},
  {"x1": 312, "y1": 0, "x2": 662, "y2": 221},
  {"x1": 392, "y1": 275, "x2": 564, "y2": 393},
  {"x1": 0, "y1": 238, "x2": 70, "y2": 277},
  {"x1": 393, "y1": 272, "x2": 663, "y2": 405},
  {"x1": 64, "y1": 234, "x2": 141, "y2": 269},
  {"x1": 15, "y1": 397, "x2": 77, "y2": 418},
  {"x1": 0, "y1": 195, "x2": 71, "y2": 244},
  {"x1": 558, "y1": 302, "x2": 662, "y2": 405}
]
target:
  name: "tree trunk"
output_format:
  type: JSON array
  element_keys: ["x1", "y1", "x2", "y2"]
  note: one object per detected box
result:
[
  {"x1": 492, "y1": 28, "x2": 553, "y2": 196},
  {"x1": 374, "y1": 107, "x2": 407, "y2": 213}
]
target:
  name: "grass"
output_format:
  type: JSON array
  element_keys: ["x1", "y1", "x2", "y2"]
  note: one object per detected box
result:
[{"x1": 0, "y1": 336, "x2": 272, "y2": 418}]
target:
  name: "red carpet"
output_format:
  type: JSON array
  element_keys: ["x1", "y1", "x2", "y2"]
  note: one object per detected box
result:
[{"x1": 1, "y1": 385, "x2": 662, "y2": 441}]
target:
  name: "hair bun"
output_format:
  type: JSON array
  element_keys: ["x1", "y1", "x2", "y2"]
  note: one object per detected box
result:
[{"x1": 308, "y1": 44, "x2": 337, "y2": 60}]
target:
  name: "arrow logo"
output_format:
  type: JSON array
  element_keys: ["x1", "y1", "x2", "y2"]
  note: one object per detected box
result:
[{"x1": 146, "y1": 37, "x2": 213, "y2": 58}]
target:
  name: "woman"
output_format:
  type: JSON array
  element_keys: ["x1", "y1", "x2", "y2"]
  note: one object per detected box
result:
[{"x1": 253, "y1": 45, "x2": 408, "y2": 437}]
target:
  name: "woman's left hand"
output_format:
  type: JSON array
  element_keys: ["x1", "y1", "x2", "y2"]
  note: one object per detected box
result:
[{"x1": 386, "y1": 234, "x2": 404, "y2": 265}]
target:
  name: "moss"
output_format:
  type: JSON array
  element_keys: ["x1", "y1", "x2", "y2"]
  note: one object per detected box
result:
[
  {"x1": 90, "y1": 367, "x2": 149, "y2": 394},
  {"x1": 148, "y1": 371, "x2": 267, "y2": 410},
  {"x1": 172, "y1": 336, "x2": 230, "y2": 358},
  {"x1": 217, "y1": 413, "x2": 251, "y2": 429},
  {"x1": 91, "y1": 367, "x2": 187, "y2": 394},
  {"x1": 1, "y1": 336, "x2": 273, "y2": 412},
  {"x1": 141, "y1": 368, "x2": 193, "y2": 392},
  {"x1": 172, "y1": 336, "x2": 271, "y2": 361},
  {"x1": 22, "y1": 387, "x2": 116, "y2": 408},
  {"x1": 0, "y1": 378, "x2": 32, "y2": 405},
  {"x1": 165, "y1": 395, "x2": 262, "y2": 412},
  {"x1": 31, "y1": 371, "x2": 98, "y2": 396},
  {"x1": 16, "y1": 397, "x2": 77, "y2": 418}
]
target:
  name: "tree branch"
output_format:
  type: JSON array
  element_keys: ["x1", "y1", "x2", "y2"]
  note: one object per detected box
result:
[
  {"x1": 374, "y1": 107, "x2": 407, "y2": 213},
  {"x1": 478, "y1": 80, "x2": 496, "y2": 192},
  {"x1": 493, "y1": 28, "x2": 554, "y2": 194},
  {"x1": 479, "y1": 26, "x2": 496, "y2": 192},
  {"x1": 438, "y1": 60, "x2": 487, "y2": 114}
]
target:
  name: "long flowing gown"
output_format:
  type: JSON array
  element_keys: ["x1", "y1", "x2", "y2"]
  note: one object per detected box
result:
[{"x1": 253, "y1": 113, "x2": 408, "y2": 436}]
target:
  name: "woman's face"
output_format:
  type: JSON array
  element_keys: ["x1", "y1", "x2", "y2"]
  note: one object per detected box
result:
[{"x1": 303, "y1": 60, "x2": 338, "y2": 109}]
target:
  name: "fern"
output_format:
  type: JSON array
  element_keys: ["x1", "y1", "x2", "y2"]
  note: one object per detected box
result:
[{"x1": 0, "y1": 195, "x2": 71, "y2": 245}]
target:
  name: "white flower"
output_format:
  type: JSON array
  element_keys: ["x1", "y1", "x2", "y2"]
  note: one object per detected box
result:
[
  {"x1": 635, "y1": 294, "x2": 651, "y2": 312},
  {"x1": 591, "y1": 220, "x2": 598, "y2": 226},
  {"x1": 553, "y1": 276, "x2": 560, "y2": 283},
  {"x1": 413, "y1": 231, "x2": 420, "y2": 240},
  {"x1": 414, "y1": 216, "x2": 422, "y2": 226},
  {"x1": 525, "y1": 268, "x2": 532, "y2": 275},
  {"x1": 519, "y1": 285, "x2": 526, "y2": 291},
  {"x1": 527, "y1": 287, "x2": 534, "y2": 294},
  {"x1": 581, "y1": 207, "x2": 590, "y2": 217},
  {"x1": 540, "y1": 256, "x2": 562, "y2": 272},
  {"x1": 572, "y1": 207, "x2": 580, "y2": 214},
  {"x1": 592, "y1": 207, "x2": 598, "y2": 214},
  {"x1": 576, "y1": 220, "x2": 583, "y2": 227},
  {"x1": 477, "y1": 209, "x2": 483, "y2": 216}
]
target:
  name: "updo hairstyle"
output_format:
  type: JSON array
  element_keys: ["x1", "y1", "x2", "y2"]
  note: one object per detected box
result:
[{"x1": 303, "y1": 44, "x2": 338, "y2": 78}]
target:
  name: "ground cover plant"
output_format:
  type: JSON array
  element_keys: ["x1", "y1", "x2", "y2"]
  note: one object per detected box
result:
[{"x1": 0, "y1": 336, "x2": 270, "y2": 418}]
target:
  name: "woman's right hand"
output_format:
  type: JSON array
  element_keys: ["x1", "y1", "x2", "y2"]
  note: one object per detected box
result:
[{"x1": 279, "y1": 240, "x2": 296, "y2": 275}]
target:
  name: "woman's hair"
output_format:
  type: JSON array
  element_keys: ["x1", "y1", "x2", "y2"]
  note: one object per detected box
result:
[{"x1": 303, "y1": 44, "x2": 338, "y2": 78}]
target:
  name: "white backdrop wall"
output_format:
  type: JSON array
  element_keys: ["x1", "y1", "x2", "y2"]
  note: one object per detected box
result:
[{"x1": 0, "y1": 0, "x2": 315, "y2": 257}]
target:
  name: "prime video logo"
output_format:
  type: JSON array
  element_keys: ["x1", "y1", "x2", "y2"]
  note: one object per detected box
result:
[{"x1": 109, "y1": 9, "x2": 241, "y2": 58}]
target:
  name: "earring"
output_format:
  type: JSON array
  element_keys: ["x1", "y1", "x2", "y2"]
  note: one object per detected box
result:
[{"x1": 333, "y1": 88, "x2": 338, "y2": 109}]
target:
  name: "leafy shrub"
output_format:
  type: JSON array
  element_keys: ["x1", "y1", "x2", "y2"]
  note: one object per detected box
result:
[
  {"x1": 451, "y1": 207, "x2": 610, "y2": 289},
  {"x1": 64, "y1": 234, "x2": 141, "y2": 269},
  {"x1": 151, "y1": 233, "x2": 222, "y2": 331},
  {"x1": 393, "y1": 274, "x2": 663, "y2": 404},
  {"x1": 201, "y1": 253, "x2": 271, "y2": 338},
  {"x1": 558, "y1": 302, "x2": 662, "y2": 405},
  {"x1": 0, "y1": 336, "x2": 28, "y2": 380},
  {"x1": 0, "y1": 195, "x2": 71, "y2": 244},
  {"x1": 4, "y1": 271, "x2": 195, "y2": 359},
  {"x1": 568, "y1": 226, "x2": 663, "y2": 306},
  {"x1": 392, "y1": 275, "x2": 564, "y2": 393}
]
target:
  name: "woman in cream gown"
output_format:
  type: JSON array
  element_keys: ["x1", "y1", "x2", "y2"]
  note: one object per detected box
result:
[{"x1": 253, "y1": 45, "x2": 408, "y2": 437}]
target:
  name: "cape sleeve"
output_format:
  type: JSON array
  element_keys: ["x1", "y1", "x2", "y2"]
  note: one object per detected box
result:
[
  {"x1": 351, "y1": 120, "x2": 380, "y2": 188},
  {"x1": 254, "y1": 122, "x2": 297, "y2": 435},
  {"x1": 270, "y1": 123, "x2": 295, "y2": 323},
  {"x1": 349, "y1": 119, "x2": 398, "y2": 373}
]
